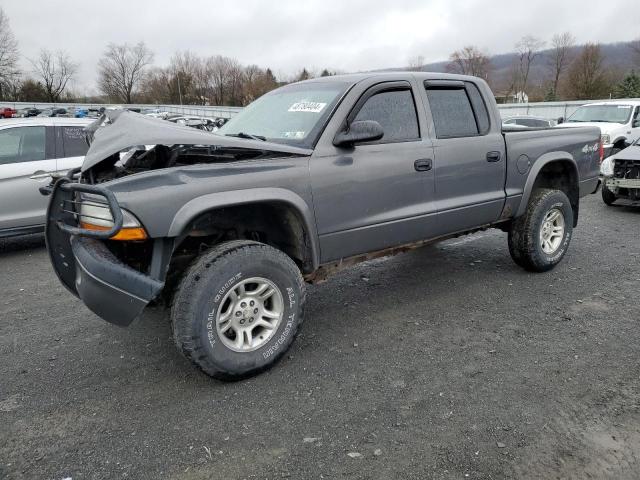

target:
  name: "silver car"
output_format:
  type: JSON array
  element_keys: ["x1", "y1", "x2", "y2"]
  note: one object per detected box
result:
[{"x1": 0, "y1": 117, "x2": 91, "y2": 237}]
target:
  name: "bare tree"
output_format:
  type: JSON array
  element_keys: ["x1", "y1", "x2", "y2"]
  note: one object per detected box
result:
[
  {"x1": 446, "y1": 46, "x2": 491, "y2": 79},
  {"x1": 407, "y1": 55, "x2": 425, "y2": 72},
  {"x1": 30, "y1": 49, "x2": 77, "y2": 102},
  {"x1": 0, "y1": 7, "x2": 20, "y2": 100},
  {"x1": 205, "y1": 55, "x2": 234, "y2": 105},
  {"x1": 97, "y1": 42, "x2": 153, "y2": 103},
  {"x1": 565, "y1": 43, "x2": 610, "y2": 100},
  {"x1": 514, "y1": 35, "x2": 545, "y2": 97},
  {"x1": 546, "y1": 32, "x2": 575, "y2": 100},
  {"x1": 243, "y1": 65, "x2": 278, "y2": 103}
]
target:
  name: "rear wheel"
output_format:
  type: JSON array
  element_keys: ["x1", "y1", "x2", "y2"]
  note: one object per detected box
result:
[
  {"x1": 508, "y1": 188, "x2": 573, "y2": 272},
  {"x1": 171, "y1": 240, "x2": 305, "y2": 380},
  {"x1": 601, "y1": 184, "x2": 617, "y2": 206}
]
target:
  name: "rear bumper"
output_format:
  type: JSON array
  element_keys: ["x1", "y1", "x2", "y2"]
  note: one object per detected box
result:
[{"x1": 45, "y1": 178, "x2": 164, "y2": 327}]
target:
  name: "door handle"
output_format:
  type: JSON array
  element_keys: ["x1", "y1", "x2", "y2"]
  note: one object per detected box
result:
[
  {"x1": 414, "y1": 159, "x2": 432, "y2": 172},
  {"x1": 29, "y1": 171, "x2": 54, "y2": 180},
  {"x1": 486, "y1": 151, "x2": 501, "y2": 162}
]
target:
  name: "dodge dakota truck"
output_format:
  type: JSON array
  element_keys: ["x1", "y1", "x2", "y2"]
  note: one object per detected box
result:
[{"x1": 43, "y1": 72, "x2": 602, "y2": 380}]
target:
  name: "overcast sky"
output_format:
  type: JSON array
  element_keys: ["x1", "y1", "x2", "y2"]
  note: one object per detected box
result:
[{"x1": 3, "y1": 0, "x2": 639, "y2": 94}]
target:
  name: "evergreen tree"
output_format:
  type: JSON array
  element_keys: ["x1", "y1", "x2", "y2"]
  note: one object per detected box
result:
[{"x1": 613, "y1": 70, "x2": 640, "y2": 98}]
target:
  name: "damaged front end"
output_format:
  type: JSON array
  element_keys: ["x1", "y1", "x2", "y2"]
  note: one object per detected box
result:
[
  {"x1": 602, "y1": 148, "x2": 640, "y2": 201},
  {"x1": 46, "y1": 174, "x2": 165, "y2": 326},
  {"x1": 44, "y1": 110, "x2": 311, "y2": 327}
]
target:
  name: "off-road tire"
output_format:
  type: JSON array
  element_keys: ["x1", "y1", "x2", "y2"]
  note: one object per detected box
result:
[
  {"x1": 508, "y1": 188, "x2": 573, "y2": 272},
  {"x1": 171, "y1": 240, "x2": 305, "y2": 381},
  {"x1": 601, "y1": 184, "x2": 617, "y2": 206}
]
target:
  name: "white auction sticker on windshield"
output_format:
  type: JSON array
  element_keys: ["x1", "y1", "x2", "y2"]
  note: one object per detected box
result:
[{"x1": 288, "y1": 101, "x2": 327, "y2": 113}]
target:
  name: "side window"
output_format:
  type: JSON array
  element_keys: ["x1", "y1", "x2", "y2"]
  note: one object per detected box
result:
[
  {"x1": 465, "y1": 82, "x2": 490, "y2": 134},
  {"x1": 353, "y1": 89, "x2": 420, "y2": 143},
  {"x1": 425, "y1": 87, "x2": 478, "y2": 138},
  {"x1": 0, "y1": 127, "x2": 46, "y2": 165},
  {"x1": 61, "y1": 126, "x2": 89, "y2": 157}
]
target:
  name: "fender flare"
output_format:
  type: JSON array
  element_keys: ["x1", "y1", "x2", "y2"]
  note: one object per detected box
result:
[
  {"x1": 516, "y1": 152, "x2": 579, "y2": 217},
  {"x1": 167, "y1": 187, "x2": 320, "y2": 270}
]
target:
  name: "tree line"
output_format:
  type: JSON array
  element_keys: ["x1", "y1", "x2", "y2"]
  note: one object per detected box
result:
[
  {"x1": 1, "y1": 6, "x2": 639, "y2": 106},
  {"x1": 0, "y1": 7, "x2": 334, "y2": 106},
  {"x1": 438, "y1": 33, "x2": 640, "y2": 102}
]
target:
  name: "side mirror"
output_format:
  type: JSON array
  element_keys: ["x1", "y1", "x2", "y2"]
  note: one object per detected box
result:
[
  {"x1": 333, "y1": 120, "x2": 384, "y2": 147},
  {"x1": 557, "y1": 117, "x2": 564, "y2": 125}
]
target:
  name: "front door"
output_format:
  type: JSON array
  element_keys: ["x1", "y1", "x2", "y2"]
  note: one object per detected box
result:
[
  {"x1": 310, "y1": 80, "x2": 437, "y2": 262},
  {"x1": 0, "y1": 125, "x2": 55, "y2": 230}
]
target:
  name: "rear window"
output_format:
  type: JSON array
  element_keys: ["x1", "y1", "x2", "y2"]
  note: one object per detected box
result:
[
  {"x1": 425, "y1": 88, "x2": 478, "y2": 138},
  {"x1": 61, "y1": 126, "x2": 89, "y2": 157}
]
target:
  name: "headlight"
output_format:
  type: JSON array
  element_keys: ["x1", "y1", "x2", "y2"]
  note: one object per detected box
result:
[
  {"x1": 79, "y1": 197, "x2": 147, "y2": 240},
  {"x1": 601, "y1": 134, "x2": 611, "y2": 146},
  {"x1": 600, "y1": 156, "x2": 615, "y2": 177}
]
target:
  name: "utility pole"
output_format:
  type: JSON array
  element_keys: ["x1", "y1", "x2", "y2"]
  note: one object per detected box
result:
[{"x1": 177, "y1": 71, "x2": 183, "y2": 112}]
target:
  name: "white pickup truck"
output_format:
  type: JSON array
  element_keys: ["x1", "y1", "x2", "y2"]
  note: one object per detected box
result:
[{"x1": 557, "y1": 100, "x2": 640, "y2": 157}]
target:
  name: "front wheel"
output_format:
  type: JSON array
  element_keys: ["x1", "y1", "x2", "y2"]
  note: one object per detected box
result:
[
  {"x1": 508, "y1": 189, "x2": 574, "y2": 272},
  {"x1": 171, "y1": 240, "x2": 305, "y2": 380}
]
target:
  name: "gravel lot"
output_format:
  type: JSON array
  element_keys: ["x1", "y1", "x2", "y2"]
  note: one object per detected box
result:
[{"x1": 1, "y1": 193, "x2": 639, "y2": 480}]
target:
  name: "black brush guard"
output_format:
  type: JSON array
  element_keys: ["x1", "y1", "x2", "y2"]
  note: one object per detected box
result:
[{"x1": 45, "y1": 173, "x2": 164, "y2": 326}]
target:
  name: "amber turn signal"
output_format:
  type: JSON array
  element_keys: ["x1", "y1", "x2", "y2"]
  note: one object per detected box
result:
[{"x1": 80, "y1": 222, "x2": 148, "y2": 241}]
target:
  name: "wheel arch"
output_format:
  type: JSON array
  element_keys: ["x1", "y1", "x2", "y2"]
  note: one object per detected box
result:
[
  {"x1": 168, "y1": 188, "x2": 320, "y2": 273},
  {"x1": 612, "y1": 136, "x2": 627, "y2": 149},
  {"x1": 517, "y1": 153, "x2": 580, "y2": 226}
]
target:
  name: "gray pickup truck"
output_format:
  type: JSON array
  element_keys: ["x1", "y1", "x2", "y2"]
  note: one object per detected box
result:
[{"x1": 44, "y1": 72, "x2": 601, "y2": 380}]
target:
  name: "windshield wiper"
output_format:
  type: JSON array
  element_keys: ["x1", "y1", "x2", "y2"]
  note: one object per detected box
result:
[{"x1": 225, "y1": 132, "x2": 266, "y2": 141}]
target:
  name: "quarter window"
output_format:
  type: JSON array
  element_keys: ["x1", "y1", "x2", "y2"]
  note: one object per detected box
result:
[
  {"x1": 466, "y1": 82, "x2": 490, "y2": 134},
  {"x1": 0, "y1": 127, "x2": 46, "y2": 165},
  {"x1": 353, "y1": 89, "x2": 420, "y2": 143}
]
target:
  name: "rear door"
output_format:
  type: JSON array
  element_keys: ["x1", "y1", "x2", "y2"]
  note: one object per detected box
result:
[
  {"x1": 0, "y1": 125, "x2": 55, "y2": 230},
  {"x1": 420, "y1": 80, "x2": 506, "y2": 234},
  {"x1": 55, "y1": 123, "x2": 89, "y2": 173},
  {"x1": 311, "y1": 79, "x2": 437, "y2": 262}
]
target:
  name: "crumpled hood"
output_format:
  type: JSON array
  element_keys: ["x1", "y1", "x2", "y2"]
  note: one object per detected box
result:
[
  {"x1": 81, "y1": 110, "x2": 311, "y2": 171},
  {"x1": 612, "y1": 145, "x2": 640, "y2": 161}
]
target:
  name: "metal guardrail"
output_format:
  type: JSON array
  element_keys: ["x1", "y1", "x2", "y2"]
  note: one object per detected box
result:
[{"x1": 4, "y1": 97, "x2": 640, "y2": 122}]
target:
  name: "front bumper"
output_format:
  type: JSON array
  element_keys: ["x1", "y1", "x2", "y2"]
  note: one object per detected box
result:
[
  {"x1": 46, "y1": 178, "x2": 164, "y2": 326},
  {"x1": 604, "y1": 177, "x2": 640, "y2": 189}
]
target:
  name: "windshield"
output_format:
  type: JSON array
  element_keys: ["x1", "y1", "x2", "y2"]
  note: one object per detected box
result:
[
  {"x1": 567, "y1": 105, "x2": 632, "y2": 124},
  {"x1": 218, "y1": 81, "x2": 349, "y2": 147}
]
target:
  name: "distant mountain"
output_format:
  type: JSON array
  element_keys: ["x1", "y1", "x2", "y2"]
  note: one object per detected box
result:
[{"x1": 389, "y1": 40, "x2": 638, "y2": 97}]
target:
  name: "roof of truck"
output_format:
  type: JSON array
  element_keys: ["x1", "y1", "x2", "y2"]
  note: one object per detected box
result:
[{"x1": 297, "y1": 71, "x2": 482, "y2": 84}]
